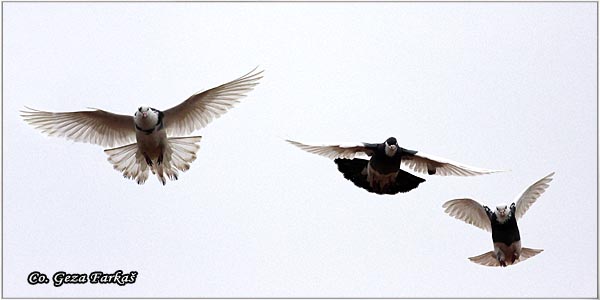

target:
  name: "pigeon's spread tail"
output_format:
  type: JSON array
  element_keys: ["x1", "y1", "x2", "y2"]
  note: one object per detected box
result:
[
  {"x1": 155, "y1": 136, "x2": 203, "y2": 185},
  {"x1": 334, "y1": 158, "x2": 425, "y2": 195},
  {"x1": 468, "y1": 248, "x2": 543, "y2": 267},
  {"x1": 104, "y1": 136, "x2": 202, "y2": 185}
]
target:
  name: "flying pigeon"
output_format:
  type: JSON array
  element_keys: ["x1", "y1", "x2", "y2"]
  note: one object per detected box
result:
[
  {"x1": 21, "y1": 68, "x2": 263, "y2": 185},
  {"x1": 442, "y1": 172, "x2": 554, "y2": 267},
  {"x1": 286, "y1": 137, "x2": 503, "y2": 195}
]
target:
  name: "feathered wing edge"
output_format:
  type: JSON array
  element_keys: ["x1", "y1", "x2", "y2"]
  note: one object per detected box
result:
[
  {"x1": 286, "y1": 139, "x2": 373, "y2": 159},
  {"x1": 514, "y1": 172, "x2": 555, "y2": 220},
  {"x1": 442, "y1": 198, "x2": 492, "y2": 232},
  {"x1": 20, "y1": 107, "x2": 136, "y2": 148},
  {"x1": 104, "y1": 136, "x2": 202, "y2": 185},
  {"x1": 163, "y1": 68, "x2": 264, "y2": 136},
  {"x1": 402, "y1": 152, "x2": 505, "y2": 176}
]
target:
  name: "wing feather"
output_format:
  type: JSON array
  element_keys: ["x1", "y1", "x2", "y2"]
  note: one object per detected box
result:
[
  {"x1": 162, "y1": 67, "x2": 263, "y2": 136},
  {"x1": 442, "y1": 198, "x2": 492, "y2": 232},
  {"x1": 21, "y1": 107, "x2": 135, "y2": 147},
  {"x1": 286, "y1": 139, "x2": 373, "y2": 159},
  {"x1": 402, "y1": 152, "x2": 504, "y2": 176},
  {"x1": 514, "y1": 172, "x2": 554, "y2": 220}
]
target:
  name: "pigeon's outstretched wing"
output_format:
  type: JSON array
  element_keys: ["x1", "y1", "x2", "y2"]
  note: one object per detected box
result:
[
  {"x1": 468, "y1": 248, "x2": 543, "y2": 267},
  {"x1": 162, "y1": 68, "x2": 263, "y2": 136},
  {"x1": 21, "y1": 107, "x2": 135, "y2": 148},
  {"x1": 513, "y1": 172, "x2": 554, "y2": 220},
  {"x1": 286, "y1": 139, "x2": 375, "y2": 159},
  {"x1": 442, "y1": 198, "x2": 492, "y2": 232},
  {"x1": 402, "y1": 152, "x2": 504, "y2": 176}
]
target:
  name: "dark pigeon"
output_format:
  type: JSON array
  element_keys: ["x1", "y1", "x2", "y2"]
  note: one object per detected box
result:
[
  {"x1": 287, "y1": 137, "x2": 502, "y2": 195},
  {"x1": 443, "y1": 172, "x2": 554, "y2": 267}
]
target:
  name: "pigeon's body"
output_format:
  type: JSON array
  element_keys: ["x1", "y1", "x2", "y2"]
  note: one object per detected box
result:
[
  {"x1": 334, "y1": 141, "x2": 425, "y2": 194},
  {"x1": 486, "y1": 204, "x2": 523, "y2": 266},
  {"x1": 134, "y1": 107, "x2": 167, "y2": 164},
  {"x1": 443, "y1": 172, "x2": 554, "y2": 267},
  {"x1": 136, "y1": 129, "x2": 167, "y2": 163},
  {"x1": 103, "y1": 106, "x2": 198, "y2": 185},
  {"x1": 489, "y1": 204, "x2": 521, "y2": 246},
  {"x1": 368, "y1": 142, "x2": 402, "y2": 173},
  {"x1": 22, "y1": 68, "x2": 263, "y2": 185},
  {"x1": 288, "y1": 137, "x2": 502, "y2": 195}
]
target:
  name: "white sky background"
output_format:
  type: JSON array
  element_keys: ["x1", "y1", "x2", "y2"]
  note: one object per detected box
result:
[{"x1": 2, "y1": 2, "x2": 597, "y2": 298}]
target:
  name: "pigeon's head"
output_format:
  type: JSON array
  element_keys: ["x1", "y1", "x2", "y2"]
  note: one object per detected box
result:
[
  {"x1": 384, "y1": 137, "x2": 398, "y2": 157},
  {"x1": 134, "y1": 106, "x2": 159, "y2": 128},
  {"x1": 495, "y1": 204, "x2": 510, "y2": 223}
]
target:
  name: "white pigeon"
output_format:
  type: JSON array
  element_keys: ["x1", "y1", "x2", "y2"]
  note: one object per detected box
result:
[
  {"x1": 21, "y1": 68, "x2": 263, "y2": 185},
  {"x1": 442, "y1": 172, "x2": 554, "y2": 267}
]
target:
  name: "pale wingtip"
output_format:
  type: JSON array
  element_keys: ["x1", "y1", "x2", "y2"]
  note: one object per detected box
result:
[
  {"x1": 278, "y1": 135, "x2": 295, "y2": 145},
  {"x1": 20, "y1": 105, "x2": 40, "y2": 115},
  {"x1": 441, "y1": 198, "x2": 467, "y2": 208},
  {"x1": 20, "y1": 105, "x2": 34, "y2": 112},
  {"x1": 284, "y1": 138, "x2": 301, "y2": 146},
  {"x1": 245, "y1": 66, "x2": 265, "y2": 78}
]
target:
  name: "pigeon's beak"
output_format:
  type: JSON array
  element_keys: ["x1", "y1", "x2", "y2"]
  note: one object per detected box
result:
[{"x1": 142, "y1": 112, "x2": 147, "y2": 118}]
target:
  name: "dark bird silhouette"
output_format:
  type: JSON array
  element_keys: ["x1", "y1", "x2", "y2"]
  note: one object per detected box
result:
[{"x1": 287, "y1": 137, "x2": 502, "y2": 195}]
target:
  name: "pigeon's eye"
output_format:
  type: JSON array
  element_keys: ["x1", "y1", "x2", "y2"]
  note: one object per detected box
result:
[{"x1": 138, "y1": 107, "x2": 142, "y2": 112}]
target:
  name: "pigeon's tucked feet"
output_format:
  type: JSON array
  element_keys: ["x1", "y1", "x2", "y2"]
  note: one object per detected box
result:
[
  {"x1": 144, "y1": 153, "x2": 153, "y2": 166},
  {"x1": 499, "y1": 260, "x2": 507, "y2": 267},
  {"x1": 157, "y1": 152, "x2": 163, "y2": 165}
]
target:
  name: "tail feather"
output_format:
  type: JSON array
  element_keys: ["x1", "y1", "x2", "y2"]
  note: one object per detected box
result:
[
  {"x1": 154, "y1": 163, "x2": 167, "y2": 185},
  {"x1": 469, "y1": 248, "x2": 543, "y2": 267},
  {"x1": 468, "y1": 251, "x2": 500, "y2": 267},
  {"x1": 520, "y1": 247, "x2": 544, "y2": 261},
  {"x1": 104, "y1": 143, "x2": 150, "y2": 184},
  {"x1": 166, "y1": 136, "x2": 202, "y2": 172},
  {"x1": 104, "y1": 136, "x2": 202, "y2": 185}
]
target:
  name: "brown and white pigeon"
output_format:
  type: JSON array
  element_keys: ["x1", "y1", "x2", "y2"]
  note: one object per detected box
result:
[
  {"x1": 442, "y1": 172, "x2": 554, "y2": 267},
  {"x1": 21, "y1": 68, "x2": 263, "y2": 185}
]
